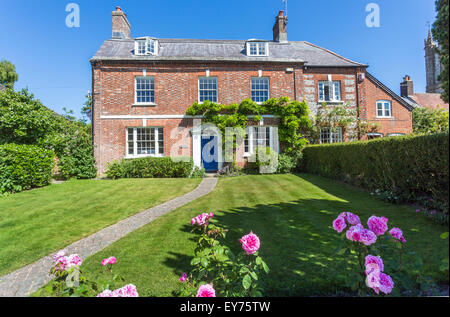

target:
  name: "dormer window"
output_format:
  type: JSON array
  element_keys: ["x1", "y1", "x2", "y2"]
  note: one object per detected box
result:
[
  {"x1": 135, "y1": 37, "x2": 158, "y2": 56},
  {"x1": 246, "y1": 41, "x2": 269, "y2": 57}
]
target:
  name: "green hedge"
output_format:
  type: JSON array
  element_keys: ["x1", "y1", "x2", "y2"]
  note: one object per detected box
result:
[
  {"x1": 0, "y1": 143, "x2": 55, "y2": 194},
  {"x1": 302, "y1": 133, "x2": 449, "y2": 213},
  {"x1": 106, "y1": 157, "x2": 195, "y2": 179}
]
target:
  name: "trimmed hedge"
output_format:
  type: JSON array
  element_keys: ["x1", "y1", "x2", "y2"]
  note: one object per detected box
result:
[
  {"x1": 106, "y1": 157, "x2": 195, "y2": 179},
  {"x1": 0, "y1": 143, "x2": 55, "y2": 194},
  {"x1": 302, "y1": 133, "x2": 449, "y2": 213}
]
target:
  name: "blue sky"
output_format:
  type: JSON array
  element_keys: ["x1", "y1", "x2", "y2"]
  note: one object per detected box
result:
[{"x1": 0, "y1": 0, "x2": 438, "y2": 118}]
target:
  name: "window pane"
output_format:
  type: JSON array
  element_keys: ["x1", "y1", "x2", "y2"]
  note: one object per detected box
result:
[
  {"x1": 333, "y1": 82, "x2": 341, "y2": 101},
  {"x1": 251, "y1": 77, "x2": 269, "y2": 103},
  {"x1": 199, "y1": 77, "x2": 218, "y2": 102},
  {"x1": 136, "y1": 77, "x2": 155, "y2": 104}
]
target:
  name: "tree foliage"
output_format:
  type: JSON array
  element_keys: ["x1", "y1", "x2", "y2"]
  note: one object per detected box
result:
[
  {"x1": 432, "y1": 0, "x2": 449, "y2": 103},
  {"x1": 412, "y1": 106, "x2": 449, "y2": 134},
  {"x1": 0, "y1": 88, "x2": 97, "y2": 179},
  {"x1": 0, "y1": 60, "x2": 18, "y2": 89}
]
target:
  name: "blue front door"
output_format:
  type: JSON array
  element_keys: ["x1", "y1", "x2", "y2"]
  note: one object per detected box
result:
[{"x1": 201, "y1": 135, "x2": 219, "y2": 172}]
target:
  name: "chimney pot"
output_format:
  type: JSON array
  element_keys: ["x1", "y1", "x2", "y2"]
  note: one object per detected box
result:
[{"x1": 116, "y1": 6, "x2": 122, "y2": 12}]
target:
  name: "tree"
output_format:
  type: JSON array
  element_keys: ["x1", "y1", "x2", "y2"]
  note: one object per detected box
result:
[
  {"x1": 0, "y1": 60, "x2": 18, "y2": 89},
  {"x1": 412, "y1": 106, "x2": 449, "y2": 134},
  {"x1": 432, "y1": 0, "x2": 449, "y2": 103},
  {"x1": 81, "y1": 93, "x2": 92, "y2": 122}
]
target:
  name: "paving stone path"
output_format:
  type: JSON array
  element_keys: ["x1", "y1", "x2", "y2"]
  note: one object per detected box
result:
[{"x1": 0, "y1": 178, "x2": 218, "y2": 297}]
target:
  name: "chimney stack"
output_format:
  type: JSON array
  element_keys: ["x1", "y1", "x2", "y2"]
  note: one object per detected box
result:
[
  {"x1": 400, "y1": 75, "x2": 414, "y2": 97},
  {"x1": 112, "y1": 6, "x2": 131, "y2": 39},
  {"x1": 273, "y1": 11, "x2": 288, "y2": 43}
]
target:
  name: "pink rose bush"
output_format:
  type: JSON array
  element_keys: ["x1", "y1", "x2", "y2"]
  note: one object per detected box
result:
[
  {"x1": 182, "y1": 215, "x2": 269, "y2": 297},
  {"x1": 332, "y1": 212, "x2": 409, "y2": 296},
  {"x1": 240, "y1": 232, "x2": 261, "y2": 255},
  {"x1": 97, "y1": 284, "x2": 139, "y2": 297},
  {"x1": 196, "y1": 284, "x2": 216, "y2": 297}
]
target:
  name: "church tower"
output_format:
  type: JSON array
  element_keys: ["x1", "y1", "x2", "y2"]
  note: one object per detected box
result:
[{"x1": 424, "y1": 30, "x2": 443, "y2": 94}]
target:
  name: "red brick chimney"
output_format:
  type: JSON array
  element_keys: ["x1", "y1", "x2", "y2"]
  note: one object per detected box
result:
[
  {"x1": 112, "y1": 6, "x2": 131, "y2": 39},
  {"x1": 273, "y1": 11, "x2": 288, "y2": 43},
  {"x1": 400, "y1": 75, "x2": 414, "y2": 97}
]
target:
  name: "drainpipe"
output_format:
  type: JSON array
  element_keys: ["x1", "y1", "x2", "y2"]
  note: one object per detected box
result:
[
  {"x1": 293, "y1": 66, "x2": 297, "y2": 101},
  {"x1": 355, "y1": 68, "x2": 360, "y2": 140}
]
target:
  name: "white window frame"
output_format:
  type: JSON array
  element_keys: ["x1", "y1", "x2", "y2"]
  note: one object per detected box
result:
[
  {"x1": 368, "y1": 133, "x2": 384, "y2": 139},
  {"x1": 320, "y1": 127, "x2": 343, "y2": 144},
  {"x1": 198, "y1": 77, "x2": 218, "y2": 103},
  {"x1": 318, "y1": 81, "x2": 341, "y2": 102},
  {"x1": 376, "y1": 100, "x2": 392, "y2": 118},
  {"x1": 244, "y1": 126, "x2": 278, "y2": 157},
  {"x1": 134, "y1": 76, "x2": 155, "y2": 105},
  {"x1": 251, "y1": 77, "x2": 270, "y2": 104},
  {"x1": 387, "y1": 133, "x2": 404, "y2": 137},
  {"x1": 246, "y1": 41, "x2": 269, "y2": 57},
  {"x1": 134, "y1": 38, "x2": 159, "y2": 56},
  {"x1": 126, "y1": 127, "x2": 164, "y2": 159}
]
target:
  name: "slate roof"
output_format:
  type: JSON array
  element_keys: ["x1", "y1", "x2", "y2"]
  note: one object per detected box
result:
[{"x1": 91, "y1": 38, "x2": 366, "y2": 67}]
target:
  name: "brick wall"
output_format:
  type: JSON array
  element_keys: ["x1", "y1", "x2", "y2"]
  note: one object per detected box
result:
[{"x1": 92, "y1": 61, "x2": 412, "y2": 175}]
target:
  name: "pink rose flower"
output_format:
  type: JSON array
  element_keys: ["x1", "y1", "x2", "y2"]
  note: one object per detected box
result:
[
  {"x1": 346, "y1": 212, "x2": 361, "y2": 225},
  {"x1": 366, "y1": 270, "x2": 381, "y2": 294},
  {"x1": 179, "y1": 273, "x2": 187, "y2": 283},
  {"x1": 56, "y1": 256, "x2": 68, "y2": 272},
  {"x1": 416, "y1": 209, "x2": 421, "y2": 213},
  {"x1": 67, "y1": 254, "x2": 83, "y2": 268},
  {"x1": 365, "y1": 255, "x2": 384, "y2": 275},
  {"x1": 53, "y1": 250, "x2": 66, "y2": 261},
  {"x1": 101, "y1": 258, "x2": 109, "y2": 266},
  {"x1": 240, "y1": 232, "x2": 261, "y2": 255},
  {"x1": 97, "y1": 290, "x2": 114, "y2": 297},
  {"x1": 120, "y1": 284, "x2": 139, "y2": 297},
  {"x1": 209, "y1": 212, "x2": 214, "y2": 218},
  {"x1": 379, "y1": 273, "x2": 394, "y2": 295},
  {"x1": 332, "y1": 216, "x2": 347, "y2": 233},
  {"x1": 108, "y1": 257, "x2": 117, "y2": 265},
  {"x1": 346, "y1": 224, "x2": 364, "y2": 242},
  {"x1": 196, "y1": 284, "x2": 216, "y2": 297},
  {"x1": 389, "y1": 228, "x2": 406, "y2": 243},
  {"x1": 367, "y1": 216, "x2": 389, "y2": 236},
  {"x1": 359, "y1": 229, "x2": 377, "y2": 246}
]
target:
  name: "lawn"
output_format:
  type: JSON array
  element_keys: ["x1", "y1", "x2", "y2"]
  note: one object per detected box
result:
[
  {"x1": 0, "y1": 178, "x2": 201, "y2": 276},
  {"x1": 59, "y1": 174, "x2": 448, "y2": 297}
]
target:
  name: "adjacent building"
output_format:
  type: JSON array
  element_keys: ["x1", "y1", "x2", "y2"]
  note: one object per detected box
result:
[{"x1": 91, "y1": 7, "x2": 413, "y2": 174}]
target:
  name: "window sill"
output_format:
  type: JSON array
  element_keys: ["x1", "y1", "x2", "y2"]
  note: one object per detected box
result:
[
  {"x1": 318, "y1": 100, "x2": 344, "y2": 104},
  {"x1": 243, "y1": 153, "x2": 252, "y2": 158},
  {"x1": 375, "y1": 116, "x2": 393, "y2": 119},
  {"x1": 132, "y1": 103, "x2": 157, "y2": 107},
  {"x1": 125, "y1": 154, "x2": 164, "y2": 159}
]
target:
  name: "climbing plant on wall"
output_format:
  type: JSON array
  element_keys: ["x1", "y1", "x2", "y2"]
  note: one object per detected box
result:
[
  {"x1": 312, "y1": 103, "x2": 380, "y2": 142},
  {"x1": 186, "y1": 97, "x2": 312, "y2": 166}
]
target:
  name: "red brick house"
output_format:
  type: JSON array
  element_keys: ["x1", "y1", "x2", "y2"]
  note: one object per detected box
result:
[{"x1": 91, "y1": 7, "x2": 413, "y2": 175}]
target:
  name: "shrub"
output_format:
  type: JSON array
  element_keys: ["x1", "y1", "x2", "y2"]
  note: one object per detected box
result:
[
  {"x1": 0, "y1": 143, "x2": 55, "y2": 194},
  {"x1": 247, "y1": 147, "x2": 279, "y2": 174},
  {"x1": 302, "y1": 133, "x2": 449, "y2": 213},
  {"x1": 106, "y1": 157, "x2": 194, "y2": 179}
]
